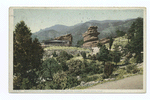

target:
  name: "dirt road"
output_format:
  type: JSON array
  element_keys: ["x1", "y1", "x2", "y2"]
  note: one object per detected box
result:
[{"x1": 87, "y1": 75, "x2": 143, "y2": 89}]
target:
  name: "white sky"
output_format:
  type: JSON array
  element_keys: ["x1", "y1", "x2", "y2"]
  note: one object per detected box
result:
[{"x1": 14, "y1": 8, "x2": 144, "y2": 33}]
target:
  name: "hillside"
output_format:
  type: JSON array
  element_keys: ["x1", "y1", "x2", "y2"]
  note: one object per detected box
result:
[{"x1": 32, "y1": 19, "x2": 135, "y2": 45}]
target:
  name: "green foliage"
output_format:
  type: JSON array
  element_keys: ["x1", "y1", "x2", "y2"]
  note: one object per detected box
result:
[
  {"x1": 126, "y1": 64, "x2": 138, "y2": 73},
  {"x1": 104, "y1": 62, "x2": 114, "y2": 78},
  {"x1": 20, "y1": 78, "x2": 32, "y2": 89},
  {"x1": 97, "y1": 42, "x2": 102, "y2": 48},
  {"x1": 96, "y1": 45, "x2": 111, "y2": 65},
  {"x1": 41, "y1": 58, "x2": 62, "y2": 81},
  {"x1": 52, "y1": 51, "x2": 57, "y2": 57},
  {"x1": 76, "y1": 39, "x2": 84, "y2": 47},
  {"x1": 13, "y1": 21, "x2": 44, "y2": 89},
  {"x1": 81, "y1": 51, "x2": 86, "y2": 59},
  {"x1": 53, "y1": 71, "x2": 68, "y2": 89},
  {"x1": 56, "y1": 51, "x2": 73, "y2": 62},
  {"x1": 67, "y1": 59, "x2": 83, "y2": 76},
  {"x1": 66, "y1": 76, "x2": 80, "y2": 89},
  {"x1": 60, "y1": 61, "x2": 69, "y2": 71},
  {"x1": 112, "y1": 45, "x2": 122, "y2": 65},
  {"x1": 125, "y1": 17, "x2": 143, "y2": 63},
  {"x1": 116, "y1": 29, "x2": 126, "y2": 37},
  {"x1": 109, "y1": 37, "x2": 114, "y2": 49}
]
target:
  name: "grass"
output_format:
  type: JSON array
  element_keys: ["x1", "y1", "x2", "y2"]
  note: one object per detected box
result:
[
  {"x1": 44, "y1": 46, "x2": 91, "y2": 52},
  {"x1": 105, "y1": 36, "x2": 128, "y2": 50}
]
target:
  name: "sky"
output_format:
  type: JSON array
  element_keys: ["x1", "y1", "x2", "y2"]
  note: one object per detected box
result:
[{"x1": 13, "y1": 8, "x2": 144, "y2": 33}]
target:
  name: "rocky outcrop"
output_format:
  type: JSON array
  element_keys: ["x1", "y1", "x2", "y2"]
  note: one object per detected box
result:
[
  {"x1": 54, "y1": 34, "x2": 73, "y2": 46},
  {"x1": 82, "y1": 26, "x2": 100, "y2": 47},
  {"x1": 99, "y1": 38, "x2": 110, "y2": 45}
]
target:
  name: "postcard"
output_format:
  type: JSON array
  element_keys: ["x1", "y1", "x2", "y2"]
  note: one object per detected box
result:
[{"x1": 9, "y1": 7, "x2": 146, "y2": 93}]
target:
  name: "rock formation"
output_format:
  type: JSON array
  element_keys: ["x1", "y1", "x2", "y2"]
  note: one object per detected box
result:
[
  {"x1": 82, "y1": 26, "x2": 100, "y2": 47},
  {"x1": 99, "y1": 38, "x2": 110, "y2": 45},
  {"x1": 54, "y1": 34, "x2": 73, "y2": 46}
]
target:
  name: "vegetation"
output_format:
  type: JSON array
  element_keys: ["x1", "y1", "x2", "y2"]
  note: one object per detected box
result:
[
  {"x1": 109, "y1": 37, "x2": 114, "y2": 49},
  {"x1": 13, "y1": 18, "x2": 144, "y2": 90},
  {"x1": 96, "y1": 45, "x2": 111, "y2": 65},
  {"x1": 76, "y1": 39, "x2": 84, "y2": 47},
  {"x1": 81, "y1": 51, "x2": 86, "y2": 59},
  {"x1": 13, "y1": 21, "x2": 44, "y2": 89},
  {"x1": 111, "y1": 45, "x2": 122, "y2": 65},
  {"x1": 125, "y1": 17, "x2": 143, "y2": 63}
]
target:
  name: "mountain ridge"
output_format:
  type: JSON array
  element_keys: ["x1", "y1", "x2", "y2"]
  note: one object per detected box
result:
[{"x1": 32, "y1": 18, "x2": 136, "y2": 45}]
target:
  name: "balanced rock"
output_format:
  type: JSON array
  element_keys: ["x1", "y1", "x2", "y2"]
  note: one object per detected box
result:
[
  {"x1": 54, "y1": 34, "x2": 73, "y2": 45},
  {"x1": 82, "y1": 26, "x2": 100, "y2": 47}
]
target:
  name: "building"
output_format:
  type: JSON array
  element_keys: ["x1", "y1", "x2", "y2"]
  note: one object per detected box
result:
[{"x1": 41, "y1": 40, "x2": 70, "y2": 48}]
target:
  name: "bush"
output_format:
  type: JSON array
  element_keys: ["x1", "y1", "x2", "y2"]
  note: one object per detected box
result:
[
  {"x1": 104, "y1": 62, "x2": 114, "y2": 78},
  {"x1": 53, "y1": 71, "x2": 68, "y2": 89},
  {"x1": 56, "y1": 51, "x2": 73, "y2": 62},
  {"x1": 52, "y1": 51, "x2": 57, "y2": 57},
  {"x1": 67, "y1": 59, "x2": 83, "y2": 76},
  {"x1": 66, "y1": 76, "x2": 80, "y2": 89},
  {"x1": 91, "y1": 54, "x2": 96, "y2": 60},
  {"x1": 81, "y1": 51, "x2": 86, "y2": 59},
  {"x1": 126, "y1": 64, "x2": 138, "y2": 73},
  {"x1": 41, "y1": 58, "x2": 62, "y2": 81},
  {"x1": 88, "y1": 54, "x2": 92, "y2": 59},
  {"x1": 83, "y1": 61, "x2": 103, "y2": 75}
]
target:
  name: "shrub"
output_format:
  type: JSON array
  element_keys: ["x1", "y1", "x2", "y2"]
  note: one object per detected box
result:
[
  {"x1": 126, "y1": 64, "x2": 138, "y2": 73},
  {"x1": 91, "y1": 54, "x2": 96, "y2": 60},
  {"x1": 41, "y1": 58, "x2": 62, "y2": 81},
  {"x1": 57, "y1": 51, "x2": 73, "y2": 62},
  {"x1": 84, "y1": 61, "x2": 103, "y2": 75},
  {"x1": 88, "y1": 54, "x2": 92, "y2": 59},
  {"x1": 66, "y1": 76, "x2": 80, "y2": 89},
  {"x1": 81, "y1": 51, "x2": 86, "y2": 59},
  {"x1": 104, "y1": 62, "x2": 114, "y2": 78},
  {"x1": 52, "y1": 51, "x2": 57, "y2": 57},
  {"x1": 53, "y1": 71, "x2": 68, "y2": 89},
  {"x1": 67, "y1": 59, "x2": 83, "y2": 76}
]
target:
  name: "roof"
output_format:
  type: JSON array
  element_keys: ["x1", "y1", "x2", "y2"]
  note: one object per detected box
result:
[{"x1": 44, "y1": 40, "x2": 69, "y2": 43}]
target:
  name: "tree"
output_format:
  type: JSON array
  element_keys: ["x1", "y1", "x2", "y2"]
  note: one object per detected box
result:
[
  {"x1": 41, "y1": 58, "x2": 62, "y2": 81},
  {"x1": 109, "y1": 37, "x2": 114, "y2": 49},
  {"x1": 13, "y1": 21, "x2": 44, "y2": 89},
  {"x1": 125, "y1": 17, "x2": 143, "y2": 63},
  {"x1": 81, "y1": 51, "x2": 86, "y2": 59},
  {"x1": 104, "y1": 62, "x2": 114, "y2": 78},
  {"x1": 96, "y1": 45, "x2": 111, "y2": 65},
  {"x1": 112, "y1": 45, "x2": 121, "y2": 65},
  {"x1": 76, "y1": 39, "x2": 84, "y2": 47},
  {"x1": 116, "y1": 29, "x2": 126, "y2": 37},
  {"x1": 97, "y1": 42, "x2": 102, "y2": 48}
]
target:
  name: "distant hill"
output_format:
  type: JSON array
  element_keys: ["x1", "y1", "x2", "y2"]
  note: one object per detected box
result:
[{"x1": 32, "y1": 18, "x2": 136, "y2": 45}]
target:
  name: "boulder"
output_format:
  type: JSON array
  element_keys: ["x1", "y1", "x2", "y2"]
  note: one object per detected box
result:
[{"x1": 82, "y1": 26, "x2": 100, "y2": 47}]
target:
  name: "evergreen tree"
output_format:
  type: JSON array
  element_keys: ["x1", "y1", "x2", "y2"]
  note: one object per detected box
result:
[
  {"x1": 109, "y1": 37, "x2": 114, "y2": 49},
  {"x1": 112, "y1": 45, "x2": 121, "y2": 65},
  {"x1": 125, "y1": 17, "x2": 143, "y2": 63},
  {"x1": 96, "y1": 45, "x2": 111, "y2": 65},
  {"x1": 13, "y1": 21, "x2": 44, "y2": 89}
]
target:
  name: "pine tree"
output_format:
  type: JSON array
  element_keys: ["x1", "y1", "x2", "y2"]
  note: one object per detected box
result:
[
  {"x1": 96, "y1": 45, "x2": 111, "y2": 65},
  {"x1": 109, "y1": 37, "x2": 114, "y2": 49},
  {"x1": 13, "y1": 21, "x2": 44, "y2": 89},
  {"x1": 125, "y1": 17, "x2": 143, "y2": 63},
  {"x1": 112, "y1": 45, "x2": 121, "y2": 65}
]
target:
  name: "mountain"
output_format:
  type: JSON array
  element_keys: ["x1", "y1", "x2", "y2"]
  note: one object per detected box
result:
[
  {"x1": 32, "y1": 29, "x2": 62, "y2": 42},
  {"x1": 32, "y1": 19, "x2": 136, "y2": 45}
]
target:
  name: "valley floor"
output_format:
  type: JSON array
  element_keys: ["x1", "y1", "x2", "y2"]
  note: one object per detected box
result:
[{"x1": 87, "y1": 74, "x2": 143, "y2": 89}]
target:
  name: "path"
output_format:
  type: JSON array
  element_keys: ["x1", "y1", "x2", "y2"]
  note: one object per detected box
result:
[{"x1": 87, "y1": 75, "x2": 143, "y2": 89}]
